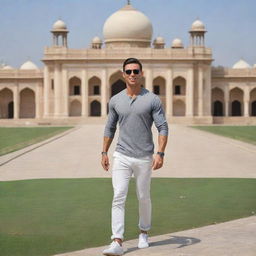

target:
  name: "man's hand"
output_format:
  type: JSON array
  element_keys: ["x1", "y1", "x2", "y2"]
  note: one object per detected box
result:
[
  {"x1": 101, "y1": 154, "x2": 110, "y2": 171},
  {"x1": 152, "y1": 154, "x2": 164, "y2": 170}
]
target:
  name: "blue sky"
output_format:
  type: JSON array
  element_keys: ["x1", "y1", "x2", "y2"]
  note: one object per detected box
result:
[{"x1": 0, "y1": 0, "x2": 255, "y2": 68}]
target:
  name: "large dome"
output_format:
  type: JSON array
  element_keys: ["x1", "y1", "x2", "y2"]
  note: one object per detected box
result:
[{"x1": 103, "y1": 4, "x2": 153, "y2": 47}]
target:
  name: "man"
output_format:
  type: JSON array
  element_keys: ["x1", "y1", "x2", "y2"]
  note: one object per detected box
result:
[{"x1": 102, "y1": 58, "x2": 168, "y2": 256}]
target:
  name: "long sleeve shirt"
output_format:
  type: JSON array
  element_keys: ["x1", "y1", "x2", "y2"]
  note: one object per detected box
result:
[{"x1": 104, "y1": 87, "x2": 168, "y2": 158}]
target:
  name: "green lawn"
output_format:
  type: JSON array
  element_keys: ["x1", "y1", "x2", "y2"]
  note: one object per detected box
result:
[
  {"x1": 0, "y1": 178, "x2": 255, "y2": 256},
  {"x1": 192, "y1": 126, "x2": 256, "y2": 145},
  {"x1": 0, "y1": 127, "x2": 73, "y2": 156}
]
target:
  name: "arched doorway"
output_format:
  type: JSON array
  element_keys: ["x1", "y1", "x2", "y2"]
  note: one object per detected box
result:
[
  {"x1": 20, "y1": 88, "x2": 35, "y2": 118},
  {"x1": 212, "y1": 87, "x2": 224, "y2": 116},
  {"x1": 251, "y1": 101, "x2": 256, "y2": 116},
  {"x1": 213, "y1": 101, "x2": 223, "y2": 116},
  {"x1": 250, "y1": 88, "x2": 256, "y2": 116},
  {"x1": 90, "y1": 100, "x2": 101, "y2": 116},
  {"x1": 8, "y1": 101, "x2": 14, "y2": 118},
  {"x1": 229, "y1": 87, "x2": 243, "y2": 116},
  {"x1": 69, "y1": 100, "x2": 81, "y2": 116},
  {"x1": 173, "y1": 100, "x2": 185, "y2": 116},
  {"x1": 0, "y1": 88, "x2": 13, "y2": 119},
  {"x1": 231, "y1": 100, "x2": 241, "y2": 116},
  {"x1": 111, "y1": 79, "x2": 126, "y2": 97}
]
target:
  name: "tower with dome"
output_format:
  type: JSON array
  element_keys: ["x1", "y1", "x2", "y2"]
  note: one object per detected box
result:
[{"x1": 0, "y1": 2, "x2": 256, "y2": 124}]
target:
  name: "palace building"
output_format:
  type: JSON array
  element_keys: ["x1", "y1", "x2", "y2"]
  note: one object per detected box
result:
[{"x1": 0, "y1": 2, "x2": 256, "y2": 125}]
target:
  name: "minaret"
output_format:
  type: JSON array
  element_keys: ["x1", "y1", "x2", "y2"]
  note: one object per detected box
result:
[
  {"x1": 189, "y1": 19, "x2": 207, "y2": 47},
  {"x1": 51, "y1": 19, "x2": 69, "y2": 47}
]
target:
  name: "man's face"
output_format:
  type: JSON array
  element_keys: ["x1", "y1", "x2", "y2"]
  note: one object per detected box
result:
[{"x1": 123, "y1": 63, "x2": 143, "y2": 87}]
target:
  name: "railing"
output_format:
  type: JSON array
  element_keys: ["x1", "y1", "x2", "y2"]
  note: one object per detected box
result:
[
  {"x1": 0, "y1": 70, "x2": 43, "y2": 79},
  {"x1": 212, "y1": 67, "x2": 256, "y2": 77},
  {"x1": 43, "y1": 46, "x2": 212, "y2": 60}
]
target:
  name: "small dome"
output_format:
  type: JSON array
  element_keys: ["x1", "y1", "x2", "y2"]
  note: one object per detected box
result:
[
  {"x1": 171, "y1": 38, "x2": 184, "y2": 48},
  {"x1": 20, "y1": 61, "x2": 39, "y2": 70},
  {"x1": 154, "y1": 36, "x2": 165, "y2": 44},
  {"x1": 52, "y1": 19, "x2": 67, "y2": 30},
  {"x1": 103, "y1": 4, "x2": 153, "y2": 46},
  {"x1": 191, "y1": 19, "x2": 206, "y2": 31},
  {"x1": 92, "y1": 36, "x2": 102, "y2": 44},
  {"x1": 232, "y1": 59, "x2": 251, "y2": 69},
  {"x1": 3, "y1": 65, "x2": 14, "y2": 70}
]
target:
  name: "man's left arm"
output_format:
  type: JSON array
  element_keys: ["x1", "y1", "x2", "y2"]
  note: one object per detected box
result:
[
  {"x1": 152, "y1": 134, "x2": 168, "y2": 170},
  {"x1": 152, "y1": 96, "x2": 169, "y2": 170}
]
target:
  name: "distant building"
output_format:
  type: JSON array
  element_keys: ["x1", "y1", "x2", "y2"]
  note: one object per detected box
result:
[{"x1": 0, "y1": 2, "x2": 256, "y2": 125}]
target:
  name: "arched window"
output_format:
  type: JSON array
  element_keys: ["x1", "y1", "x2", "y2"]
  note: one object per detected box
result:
[{"x1": 69, "y1": 77, "x2": 81, "y2": 96}]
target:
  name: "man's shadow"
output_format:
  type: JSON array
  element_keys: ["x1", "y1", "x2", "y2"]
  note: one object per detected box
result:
[{"x1": 125, "y1": 235, "x2": 201, "y2": 254}]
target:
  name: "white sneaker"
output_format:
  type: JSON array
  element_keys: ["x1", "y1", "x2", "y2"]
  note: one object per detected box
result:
[
  {"x1": 102, "y1": 241, "x2": 124, "y2": 256},
  {"x1": 138, "y1": 233, "x2": 149, "y2": 249}
]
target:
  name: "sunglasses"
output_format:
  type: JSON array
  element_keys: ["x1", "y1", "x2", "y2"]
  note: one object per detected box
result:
[{"x1": 124, "y1": 69, "x2": 140, "y2": 75}]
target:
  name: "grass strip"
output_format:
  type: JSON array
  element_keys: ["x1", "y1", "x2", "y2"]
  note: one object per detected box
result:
[
  {"x1": 0, "y1": 127, "x2": 73, "y2": 155},
  {"x1": 0, "y1": 178, "x2": 255, "y2": 256},
  {"x1": 191, "y1": 126, "x2": 256, "y2": 145}
]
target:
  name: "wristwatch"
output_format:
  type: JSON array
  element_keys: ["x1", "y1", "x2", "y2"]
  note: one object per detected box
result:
[
  {"x1": 157, "y1": 152, "x2": 165, "y2": 158},
  {"x1": 101, "y1": 151, "x2": 108, "y2": 155}
]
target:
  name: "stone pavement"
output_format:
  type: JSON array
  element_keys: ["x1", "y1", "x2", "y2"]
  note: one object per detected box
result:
[
  {"x1": 0, "y1": 124, "x2": 255, "y2": 180},
  {"x1": 55, "y1": 216, "x2": 256, "y2": 256}
]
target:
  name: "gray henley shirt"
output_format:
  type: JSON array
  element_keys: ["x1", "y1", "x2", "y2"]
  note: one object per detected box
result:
[{"x1": 104, "y1": 87, "x2": 169, "y2": 158}]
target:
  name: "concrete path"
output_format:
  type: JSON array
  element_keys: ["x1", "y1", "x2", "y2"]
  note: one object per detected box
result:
[
  {"x1": 54, "y1": 216, "x2": 256, "y2": 256},
  {"x1": 0, "y1": 124, "x2": 255, "y2": 181}
]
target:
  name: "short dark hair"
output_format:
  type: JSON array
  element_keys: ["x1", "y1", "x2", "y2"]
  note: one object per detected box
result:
[{"x1": 123, "y1": 58, "x2": 142, "y2": 71}]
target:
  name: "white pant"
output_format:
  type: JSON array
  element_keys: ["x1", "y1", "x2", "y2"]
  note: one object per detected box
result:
[{"x1": 111, "y1": 151, "x2": 153, "y2": 240}]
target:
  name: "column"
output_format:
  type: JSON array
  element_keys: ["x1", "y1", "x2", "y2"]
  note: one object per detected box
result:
[
  {"x1": 244, "y1": 88, "x2": 250, "y2": 117},
  {"x1": 204, "y1": 66, "x2": 212, "y2": 116},
  {"x1": 35, "y1": 83, "x2": 40, "y2": 118},
  {"x1": 198, "y1": 66, "x2": 204, "y2": 116},
  {"x1": 186, "y1": 67, "x2": 194, "y2": 116},
  {"x1": 62, "y1": 67, "x2": 68, "y2": 116},
  {"x1": 224, "y1": 87, "x2": 229, "y2": 116},
  {"x1": 101, "y1": 69, "x2": 107, "y2": 117},
  {"x1": 166, "y1": 69, "x2": 173, "y2": 117},
  {"x1": 43, "y1": 65, "x2": 50, "y2": 117},
  {"x1": 145, "y1": 69, "x2": 153, "y2": 91},
  {"x1": 13, "y1": 84, "x2": 19, "y2": 119},
  {"x1": 82, "y1": 69, "x2": 89, "y2": 116},
  {"x1": 54, "y1": 63, "x2": 62, "y2": 117}
]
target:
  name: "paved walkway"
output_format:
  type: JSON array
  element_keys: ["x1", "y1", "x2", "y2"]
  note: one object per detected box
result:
[
  {"x1": 0, "y1": 125, "x2": 255, "y2": 255},
  {"x1": 0, "y1": 124, "x2": 255, "y2": 180},
  {"x1": 55, "y1": 216, "x2": 256, "y2": 256}
]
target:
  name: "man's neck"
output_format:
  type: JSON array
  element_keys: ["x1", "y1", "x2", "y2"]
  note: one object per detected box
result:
[{"x1": 126, "y1": 84, "x2": 142, "y2": 97}]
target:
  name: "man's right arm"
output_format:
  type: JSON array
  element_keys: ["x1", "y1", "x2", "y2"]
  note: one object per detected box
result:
[
  {"x1": 101, "y1": 136, "x2": 114, "y2": 171},
  {"x1": 101, "y1": 99, "x2": 118, "y2": 171}
]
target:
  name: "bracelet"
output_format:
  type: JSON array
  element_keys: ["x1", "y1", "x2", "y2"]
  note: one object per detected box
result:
[{"x1": 101, "y1": 151, "x2": 108, "y2": 155}]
